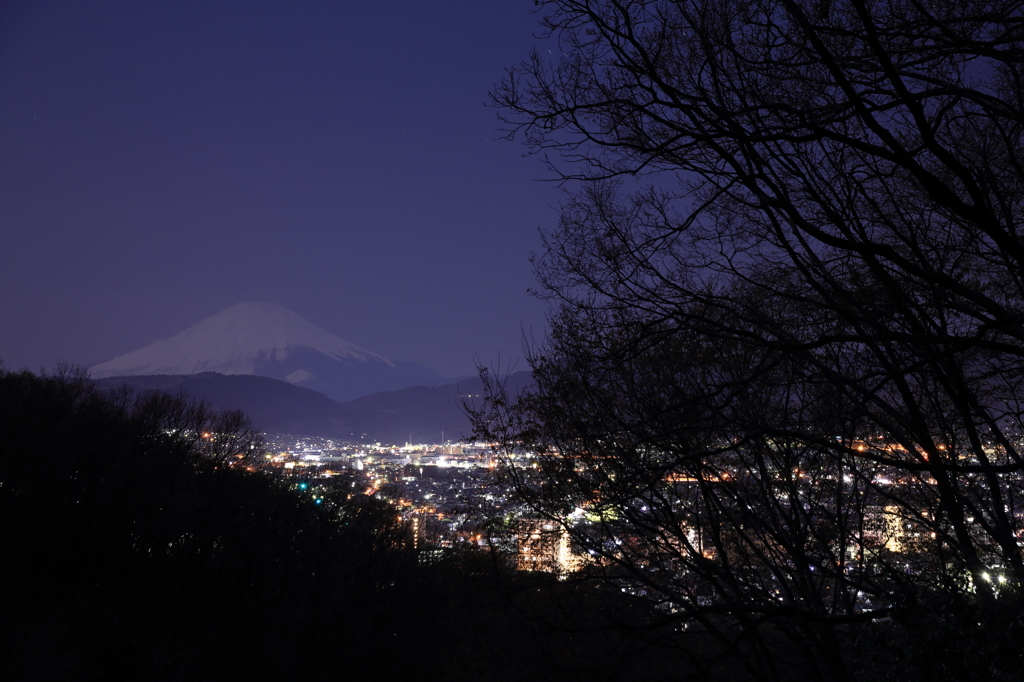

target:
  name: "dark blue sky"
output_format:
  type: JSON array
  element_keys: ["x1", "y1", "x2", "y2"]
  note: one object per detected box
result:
[{"x1": 0, "y1": 0, "x2": 556, "y2": 378}]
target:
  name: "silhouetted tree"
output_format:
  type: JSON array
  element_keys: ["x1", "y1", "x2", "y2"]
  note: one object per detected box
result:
[
  {"x1": 3, "y1": 366, "x2": 714, "y2": 681},
  {"x1": 0, "y1": 367, "x2": 440, "y2": 680},
  {"x1": 476, "y1": 2, "x2": 1024, "y2": 680}
]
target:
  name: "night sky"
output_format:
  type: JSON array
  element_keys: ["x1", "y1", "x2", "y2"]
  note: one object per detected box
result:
[{"x1": 0, "y1": 0, "x2": 555, "y2": 379}]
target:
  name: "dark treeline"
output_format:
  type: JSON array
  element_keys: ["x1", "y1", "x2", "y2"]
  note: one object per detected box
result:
[
  {"x1": 0, "y1": 367, "x2": 717, "y2": 681},
  {"x1": 473, "y1": 1, "x2": 1024, "y2": 680}
]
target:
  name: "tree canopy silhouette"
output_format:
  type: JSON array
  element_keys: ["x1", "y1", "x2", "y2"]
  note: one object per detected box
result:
[
  {"x1": 1, "y1": 366, "x2": 720, "y2": 681},
  {"x1": 0, "y1": 367, "x2": 446, "y2": 680},
  {"x1": 477, "y1": 2, "x2": 1024, "y2": 680}
]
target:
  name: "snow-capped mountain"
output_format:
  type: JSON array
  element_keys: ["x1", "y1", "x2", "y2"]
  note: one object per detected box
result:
[{"x1": 89, "y1": 302, "x2": 447, "y2": 401}]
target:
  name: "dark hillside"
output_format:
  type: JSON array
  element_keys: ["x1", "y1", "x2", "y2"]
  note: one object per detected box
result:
[
  {"x1": 0, "y1": 367, "x2": 431, "y2": 680},
  {"x1": 94, "y1": 372, "x2": 355, "y2": 437},
  {"x1": 0, "y1": 368, "x2": 712, "y2": 681}
]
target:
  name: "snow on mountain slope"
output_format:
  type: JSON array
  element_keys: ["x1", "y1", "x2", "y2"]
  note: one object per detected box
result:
[
  {"x1": 90, "y1": 302, "x2": 392, "y2": 378},
  {"x1": 89, "y1": 302, "x2": 447, "y2": 401}
]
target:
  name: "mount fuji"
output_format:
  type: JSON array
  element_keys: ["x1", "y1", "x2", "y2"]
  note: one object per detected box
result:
[{"x1": 89, "y1": 302, "x2": 447, "y2": 401}]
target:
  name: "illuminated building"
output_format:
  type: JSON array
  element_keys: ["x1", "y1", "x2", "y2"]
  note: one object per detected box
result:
[
  {"x1": 410, "y1": 514, "x2": 422, "y2": 550},
  {"x1": 516, "y1": 518, "x2": 582, "y2": 574}
]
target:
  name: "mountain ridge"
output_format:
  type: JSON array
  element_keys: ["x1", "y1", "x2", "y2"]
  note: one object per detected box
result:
[{"x1": 93, "y1": 371, "x2": 534, "y2": 444}]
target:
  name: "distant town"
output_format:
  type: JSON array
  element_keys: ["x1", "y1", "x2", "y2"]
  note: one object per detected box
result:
[
  {"x1": 256, "y1": 435, "x2": 590, "y2": 576},
  {"x1": 255, "y1": 431, "x2": 999, "y2": 600},
  {"x1": 259, "y1": 434, "x2": 521, "y2": 559}
]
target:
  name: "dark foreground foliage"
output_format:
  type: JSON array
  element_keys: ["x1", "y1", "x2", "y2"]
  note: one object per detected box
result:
[
  {"x1": 0, "y1": 367, "x2": 755, "y2": 681},
  {"x1": 473, "y1": 1, "x2": 1024, "y2": 679}
]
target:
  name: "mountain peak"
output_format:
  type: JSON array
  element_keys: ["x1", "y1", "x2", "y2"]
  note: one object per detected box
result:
[
  {"x1": 90, "y1": 302, "x2": 393, "y2": 379},
  {"x1": 90, "y1": 302, "x2": 449, "y2": 401},
  {"x1": 183, "y1": 301, "x2": 393, "y2": 366}
]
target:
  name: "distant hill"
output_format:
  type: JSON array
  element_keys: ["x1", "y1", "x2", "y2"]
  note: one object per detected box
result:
[
  {"x1": 94, "y1": 371, "x2": 534, "y2": 444},
  {"x1": 94, "y1": 373, "x2": 355, "y2": 438},
  {"x1": 90, "y1": 302, "x2": 447, "y2": 401},
  {"x1": 337, "y1": 371, "x2": 535, "y2": 443}
]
